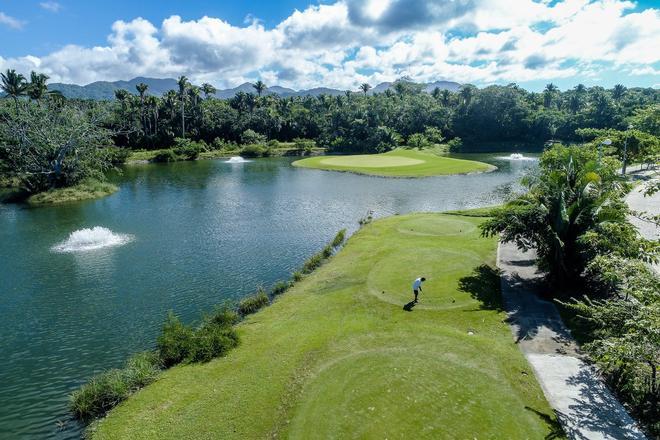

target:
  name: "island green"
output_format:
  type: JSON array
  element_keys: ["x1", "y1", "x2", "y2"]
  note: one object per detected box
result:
[
  {"x1": 292, "y1": 149, "x2": 494, "y2": 177},
  {"x1": 92, "y1": 213, "x2": 558, "y2": 439}
]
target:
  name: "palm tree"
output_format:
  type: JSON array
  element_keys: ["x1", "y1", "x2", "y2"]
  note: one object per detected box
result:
[
  {"x1": 1, "y1": 69, "x2": 29, "y2": 113},
  {"x1": 459, "y1": 85, "x2": 475, "y2": 106},
  {"x1": 145, "y1": 95, "x2": 159, "y2": 135},
  {"x1": 136, "y1": 83, "x2": 149, "y2": 133},
  {"x1": 612, "y1": 84, "x2": 626, "y2": 102},
  {"x1": 201, "y1": 83, "x2": 216, "y2": 99},
  {"x1": 177, "y1": 76, "x2": 189, "y2": 137},
  {"x1": 359, "y1": 83, "x2": 371, "y2": 96},
  {"x1": 568, "y1": 93, "x2": 583, "y2": 114},
  {"x1": 164, "y1": 90, "x2": 178, "y2": 119},
  {"x1": 543, "y1": 83, "x2": 558, "y2": 108},
  {"x1": 252, "y1": 80, "x2": 266, "y2": 97},
  {"x1": 440, "y1": 89, "x2": 451, "y2": 106},
  {"x1": 28, "y1": 71, "x2": 47, "y2": 102}
]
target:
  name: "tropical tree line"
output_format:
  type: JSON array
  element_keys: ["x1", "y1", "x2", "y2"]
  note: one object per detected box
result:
[{"x1": 3, "y1": 69, "x2": 659, "y2": 151}]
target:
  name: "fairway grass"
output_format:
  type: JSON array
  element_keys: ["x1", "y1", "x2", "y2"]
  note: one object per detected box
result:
[
  {"x1": 92, "y1": 213, "x2": 559, "y2": 439},
  {"x1": 292, "y1": 149, "x2": 494, "y2": 177}
]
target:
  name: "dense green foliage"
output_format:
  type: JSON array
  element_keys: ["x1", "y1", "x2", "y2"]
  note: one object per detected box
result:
[
  {"x1": 564, "y1": 256, "x2": 659, "y2": 436},
  {"x1": 0, "y1": 101, "x2": 113, "y2": 193}
]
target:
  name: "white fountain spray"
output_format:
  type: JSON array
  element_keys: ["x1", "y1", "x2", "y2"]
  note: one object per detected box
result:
[
  {"x1": 52, "y1": 227, "x2": 133, "y2": 253},
  {"x1": 225, "y1": 156, "x2": 250, "y2": 163}
]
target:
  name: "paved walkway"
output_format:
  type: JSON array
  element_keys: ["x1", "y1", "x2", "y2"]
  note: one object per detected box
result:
[
  {"x1": 625, "y1": 177, "x2": 659, "y2": 272},
  {"x1": 497, "y1": 241, "x2": 647, "y2": 440}
]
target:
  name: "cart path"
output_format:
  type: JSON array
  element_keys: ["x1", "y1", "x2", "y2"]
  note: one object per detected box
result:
[{"x1": 497, "y1": 241, "x2": 647, "y2": 440}]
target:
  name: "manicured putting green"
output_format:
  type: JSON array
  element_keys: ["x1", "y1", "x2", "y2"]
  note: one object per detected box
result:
[
  {"x1": 292, "y1": 148, "x2": 494, "y2": 177},
  {"x1": 93, "y1": 213, "x2": 558, "y2": 440}
]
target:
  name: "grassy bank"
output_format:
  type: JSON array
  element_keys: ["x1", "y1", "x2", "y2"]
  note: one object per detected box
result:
[
  {"x1": 27, "y1": 179, "x2": 118, "y2": 205},
  {"x1": 292, "y1": 148, "x2": 494, "y2": 177},
  {"x1": 92, "y1": 213, "x2": 558, "y2": 439}
]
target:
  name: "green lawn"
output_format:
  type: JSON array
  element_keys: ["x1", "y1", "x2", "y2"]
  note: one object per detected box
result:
[
  {"x1": 292, "y1": 149, "x2": 494, "y2": 177},
  {"x1": 92, "y1": 213, "x2": 559, "y2": 439}
]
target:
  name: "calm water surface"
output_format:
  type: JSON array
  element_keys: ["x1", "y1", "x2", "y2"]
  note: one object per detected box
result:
[{"x1": 0, "y1": 154, "x2": 537, "y2": 438}]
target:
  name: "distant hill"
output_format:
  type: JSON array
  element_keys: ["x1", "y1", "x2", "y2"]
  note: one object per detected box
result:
[{"x1": 49, "y1": 77, "x2": 462, "y2": 100}]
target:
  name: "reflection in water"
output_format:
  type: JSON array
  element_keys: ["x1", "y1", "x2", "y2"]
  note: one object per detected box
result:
[{"x1": 0, "y1": 153, "x2": 537, "y2": 439}]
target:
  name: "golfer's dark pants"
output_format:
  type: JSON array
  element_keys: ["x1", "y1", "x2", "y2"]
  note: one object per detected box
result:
[{"x1": 414, "y1": 289, "x2": 419, "y2": 300}]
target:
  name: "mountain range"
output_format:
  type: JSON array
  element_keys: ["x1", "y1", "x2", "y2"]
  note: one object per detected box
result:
[{"x1": 49, "y1": 77, "x2": 461, "y2": 100}]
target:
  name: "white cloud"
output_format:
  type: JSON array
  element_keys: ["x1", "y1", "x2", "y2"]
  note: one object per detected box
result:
[
  {"x1": 1, "y1": 0, "x2": 658, "y2": 89},
  {"x1": 0, "y1": 12, "x2": 24, "y2": 29},
  {"x1": 40, "y1": 1, "x2": 62, "y2": 13}
]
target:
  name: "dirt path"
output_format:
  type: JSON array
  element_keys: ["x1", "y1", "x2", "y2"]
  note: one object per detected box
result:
[{"x1": 497, "y1": 241, "x2": 647, "y2": 440}]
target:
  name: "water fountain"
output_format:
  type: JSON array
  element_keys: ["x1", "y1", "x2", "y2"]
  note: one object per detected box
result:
[
  {"x1": 52, "y1": 227, "x2": 133, "y2": 253},
  {"x1": 225, "y1": 156, "x2": 250, "y2": 163},
  {"x1": 496, "y1": 153, "x2": 536, "y2": 161}
]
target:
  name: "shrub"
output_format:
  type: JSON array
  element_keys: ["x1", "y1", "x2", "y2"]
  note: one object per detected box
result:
[
  {"x1": 321, "y1": 244, "x2": 333, "y2": 258},
  {"x1": 157, "y1": 312, "x2": 195, "y2": 367},
  {"x1": 331, "y1": 229, "x2": 347, "y2": 248},
  {"x1": 293, "y1": 138, "x2": 315, "y2": 155},
  {"x1": 447, "y1": 137, "x2": 463, "y2": 152},
  {"x1": 424, "y1": 126, "x2": 444, "y2": 144},
  {"x1": 152, "y1": 149, "x2": 178, "y2": 163},
  {"x1": 173, "y1": 138, "x2": 207, "y2": 160},
  {"x1": 241, "y1": 129, "x2": 267, "y2": 145},
  {"x1": 292, "y1": 271, "x2": 303, "y2": 282},
  {"x1": 103, "y1": 146, "x2": 131, "y2": 165},
  {"x1": 237, "y1": 289, "x2": 270, "y2": 316},
  {"x1": 271, "y1": 280, "x2": 291, "y2": 297},
  {"x1": 205, "y1": 305, "x2": 239, "y2": 328},
  {"x1": 239, "y1": 144, "x2": 266, "y2": 158},
  {"x1": 302, "y1": 253, "x2": 323, "y2": 274},
  {"x1": 267, "y1": 139, "x2": 280, "y2": 148},
  {"x1": 189, "y1": 324, "x2": 240, "y2": 363},
  {"x1": 69, "y1": 351, "x2": 161, "y2": 420},
  {"x1": 407, "y1": 133, "x2": 429, "y2": 150}
]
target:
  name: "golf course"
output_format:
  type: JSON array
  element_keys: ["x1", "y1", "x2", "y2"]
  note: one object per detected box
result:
[
  {"x1": 292, "y1": 149, "x2": 494, "y2": 177},
  {"x1": 91, "y1": 213, "x2": 559, "y2": 439}
]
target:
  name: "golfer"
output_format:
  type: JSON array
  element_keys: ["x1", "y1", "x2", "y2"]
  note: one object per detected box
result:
[{"x1": 412, "y1": 277, "x2": 426, "y2": 303}]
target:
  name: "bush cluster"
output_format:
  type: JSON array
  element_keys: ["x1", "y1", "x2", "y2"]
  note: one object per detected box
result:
[
  {"x1": 157, "y1": 307, "x2": 239, "y2": 367},
  {"x1": 69, "y1": 351, "x2": 161, "y2": 420},
  {"x1": 239, "y1": 144, "x2": 272, "y2": 158},
  {"x1": 237, "y1": 289, "x2": 270, "y2": 316}
]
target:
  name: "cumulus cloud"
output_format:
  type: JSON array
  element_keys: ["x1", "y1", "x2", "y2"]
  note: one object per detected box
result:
[
  {"x1": 0, "y1": 12, "x2": 24, "y2": 29},
  {"x1": 0, "y1": 0, "x2": 658, "y2": 89}
]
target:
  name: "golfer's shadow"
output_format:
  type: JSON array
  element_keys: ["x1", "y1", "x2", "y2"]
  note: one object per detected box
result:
[{"x1": 403, "y1": 300, "x2": 417, "y2": 311}]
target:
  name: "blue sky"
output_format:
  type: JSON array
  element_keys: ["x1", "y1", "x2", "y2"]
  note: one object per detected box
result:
[{"x1": 0, "y1": 0, "x2": 658, "y2": 91}]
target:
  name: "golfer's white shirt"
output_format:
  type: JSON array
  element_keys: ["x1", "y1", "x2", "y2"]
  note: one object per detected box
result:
[{"x1": 412, "y1": 278, "x2": 423, "y2": 290}]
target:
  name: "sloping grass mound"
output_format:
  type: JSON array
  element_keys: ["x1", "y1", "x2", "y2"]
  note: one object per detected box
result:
[
  {"x1": 292, "y1": 149, "x2": 494, "y2": 177},
  {"x1": 27, "y1": 179, "x2": 118, "y2": 205},
  {"x1": 92, "y1": 214, "x2": 558, "y2": 439}
]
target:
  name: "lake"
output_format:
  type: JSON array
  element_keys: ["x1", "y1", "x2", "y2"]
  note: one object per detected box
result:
[{"x1": 0, "y1": 153, "x2": 537, "y2": 438}]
